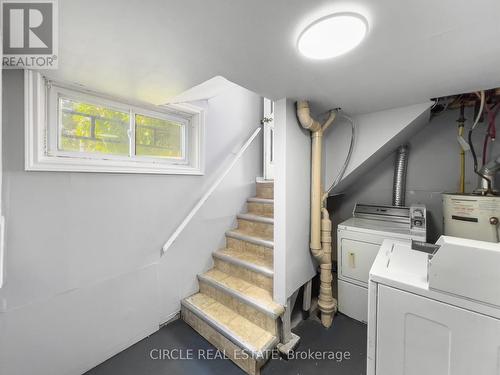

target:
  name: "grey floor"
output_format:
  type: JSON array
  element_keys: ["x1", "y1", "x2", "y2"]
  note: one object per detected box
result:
[{"x1": 85, "y1": 314, "x2": 367, "y2": 375}]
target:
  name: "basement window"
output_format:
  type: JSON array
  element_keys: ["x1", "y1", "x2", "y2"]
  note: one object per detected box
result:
[{"x1": 25, "y1": 71, "x2": 205, "y2": 174}]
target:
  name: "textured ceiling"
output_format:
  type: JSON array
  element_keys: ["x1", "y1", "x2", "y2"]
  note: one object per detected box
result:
[{"x1": 45, "y1": 0, "x2": 500, "y2": 114}]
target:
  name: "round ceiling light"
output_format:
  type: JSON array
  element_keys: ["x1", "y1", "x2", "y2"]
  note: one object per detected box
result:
[{"x1": 297, "y1": 13, "x2": 368, "y2": 59}]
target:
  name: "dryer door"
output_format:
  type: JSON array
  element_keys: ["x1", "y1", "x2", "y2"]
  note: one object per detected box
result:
[{"x1": 340, "y1": 238, "x2": 380, "y2": 285}]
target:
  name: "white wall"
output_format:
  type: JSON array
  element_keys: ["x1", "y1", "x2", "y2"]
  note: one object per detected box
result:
[
  {"x1": 0, "y1": 3, "x2": 3, "y2": 289},
  {"x1": 324, "y1": 102, "x2": 432, "y2": 193},
  {"x1": 329, "y1": 107, "x2": 500, "y2": 243},
  {"x1": 273, "y1": 98, "x2": 316, "y2": 305},
  {"x1": 0, "y1": 70, "x2": 262, "y2": 375}
]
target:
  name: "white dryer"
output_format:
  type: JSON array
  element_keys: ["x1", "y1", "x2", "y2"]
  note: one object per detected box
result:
[
  {"x1": 337, "y1": 203, "x2": 426, "y2": 323},
  {"x1": 367, "y1": 236, "x2": 500, "y2": 375}
]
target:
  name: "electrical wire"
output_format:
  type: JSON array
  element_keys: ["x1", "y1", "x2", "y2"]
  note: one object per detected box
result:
[
  {"x1": 482, "y1": 102, "x2": 499, "y2": 165},
  {"x1": 469, "y1": 129, "x2": 493, "y2": 194},
  {"x1": 467, "y1": 89, "x2": 492, "y2": 194},
  {"x1": 472, "y1": 91, "x2": 485, "y2": 130},
  {"x1": 323, "y1": 111, "x2": 356, "y2": 198},
  {"x1": 457, "y1": 103, "x2": 466, "y2": 193},
  {"x1": 483, "y1": 133, "x2": 490, "y2": 166}
]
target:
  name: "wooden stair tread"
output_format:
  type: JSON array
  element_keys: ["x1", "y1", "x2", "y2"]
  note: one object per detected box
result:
[
  {"x1": 237, "y1": 213, "x2": 274, "y2": 224},
  {"x1": 200, "y1": 269, "x2": 284, "y2": 316},
  {"x1": 215, "y1": 247, "x2": 273, "y2": 274},
  {"x1": 182, "y1": 293, "x2": 277, "y2": 356},
  {"x1": 226, "y1": 229, "x2": 274, "y2": 248},
  {"x1": 256, "y1": 181, "x2": 273, "y2": 187}
]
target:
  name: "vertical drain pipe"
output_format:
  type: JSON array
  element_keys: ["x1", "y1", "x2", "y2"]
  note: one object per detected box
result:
[
  {"x1": 296, "y1": 101, "x2": 337, "y2": 328},
  {"x1": 392, "y1": 145, "x2": 409, "y2": 207}
]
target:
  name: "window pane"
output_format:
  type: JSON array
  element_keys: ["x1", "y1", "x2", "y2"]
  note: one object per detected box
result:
[
  {"x1": 59, "y1": 98, "x2": 130, "y2": 155},
  {"x1": 135, "y1": 114, "x2": 183, "y2": 158}
]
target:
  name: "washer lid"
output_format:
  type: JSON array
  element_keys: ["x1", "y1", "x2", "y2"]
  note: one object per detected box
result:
[
  {"x1": 370, "y1": 238, "x2": 500, "y2": 319},
  {"x1": 429, "y1": 236, "x2": 500, "y2": 307},
  {"x1": 370, "y1": 239, "x2": 428, "y2": 290}
]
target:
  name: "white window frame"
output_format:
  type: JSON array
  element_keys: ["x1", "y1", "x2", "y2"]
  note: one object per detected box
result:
[{"x1": 25, "y1": 70, "x2": 205, "y2": 175}]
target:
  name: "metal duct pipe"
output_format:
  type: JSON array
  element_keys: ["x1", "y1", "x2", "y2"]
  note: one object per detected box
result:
[
  {"x1": 392, "y1": 145, "x2": 409, "y2": 207},
  {"x1": 296, "y1": 100, "x2": 337, "y2": 328}
]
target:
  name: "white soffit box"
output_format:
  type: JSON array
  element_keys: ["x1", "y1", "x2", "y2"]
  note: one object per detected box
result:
[
  {"x1": 325, "y1": 101, "x2": 432, "y2": 193},
  {"x1": 166, "y1": 76, "x2": 240, "y2": 104}
]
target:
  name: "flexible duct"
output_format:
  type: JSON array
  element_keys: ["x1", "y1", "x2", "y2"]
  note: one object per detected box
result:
[
  {"x1": 296, "y1": 100, "x2": 337, "y2": 328},
  {"x1": 392, "y1": 145, "x2": 409, "y2": 207}
]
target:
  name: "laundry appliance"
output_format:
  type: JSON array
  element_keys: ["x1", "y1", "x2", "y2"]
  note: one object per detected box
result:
[
  {"x1": 337, "y1": 203, "x2": 426, "y2": 323},
  {"x1": 367, "y1": 236, "x2": 500, "y2": 375}
]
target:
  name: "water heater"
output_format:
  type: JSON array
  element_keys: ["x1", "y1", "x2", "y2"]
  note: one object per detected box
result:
[{"x1": 443, "y1": 193, "x2": 500, "y2": 243}]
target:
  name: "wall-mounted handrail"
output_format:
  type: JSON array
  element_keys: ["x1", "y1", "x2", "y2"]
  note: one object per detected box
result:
[{"x1": 162, "y1": 126, "x2": 262, "y2": 255}]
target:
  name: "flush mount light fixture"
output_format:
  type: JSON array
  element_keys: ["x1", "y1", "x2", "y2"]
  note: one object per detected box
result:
[{"x1": 297, "y1": 12, "x2": 368, "y2": 59}]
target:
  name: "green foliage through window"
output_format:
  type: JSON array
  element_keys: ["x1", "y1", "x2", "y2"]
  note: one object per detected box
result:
[
  {"x1": 60, "y1": 98, "x2": 129, "y2": 155},
  {"x1": 135, "y1": 114, "x2": 182, "y2": 158},
  {"x1": 59, "y1": 97, "x2": 184, "y2": 159}
]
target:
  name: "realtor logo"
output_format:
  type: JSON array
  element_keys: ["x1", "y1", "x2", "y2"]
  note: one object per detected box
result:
[{"x1": 2, "y1": 0, "x2": 58, "y2": 69}]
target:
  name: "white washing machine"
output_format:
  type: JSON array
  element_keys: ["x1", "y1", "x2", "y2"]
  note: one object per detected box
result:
[
  {"x1": 337, "y1": 203, "x2": 426, "y2": 323},
  {"x1": 367, "y1": 236, "x2": 500, "y2": 375}
]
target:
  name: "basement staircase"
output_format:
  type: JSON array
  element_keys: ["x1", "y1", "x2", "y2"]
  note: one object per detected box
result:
[{"x1": 181, "y1": 180, "x2": 282, "y2": 375}]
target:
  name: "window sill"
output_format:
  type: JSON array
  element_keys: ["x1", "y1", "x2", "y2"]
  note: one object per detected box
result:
[{"x1": 26, "y1": 154, "x2": 204, "y2": 175}]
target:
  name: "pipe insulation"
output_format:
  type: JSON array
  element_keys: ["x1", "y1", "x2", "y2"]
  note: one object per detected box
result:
[{"x1": 392, "y1": 145, "x2": 409, "y2": 207}]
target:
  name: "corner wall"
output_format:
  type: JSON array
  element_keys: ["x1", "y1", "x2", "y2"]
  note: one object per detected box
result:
[
  {"x1": 0, "y1": 70, "x2": 262, "y2": 375},
  {"x1": 323, "y1": 102, "x2": 432, "y2": 193},
  {"x1": 273, "y1": 98, "x2": 316, "y2": 305}
]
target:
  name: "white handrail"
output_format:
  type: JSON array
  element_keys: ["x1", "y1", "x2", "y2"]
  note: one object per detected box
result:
[{"x1": 162, "y1": 126, "x2": 262, "y2": 255}]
